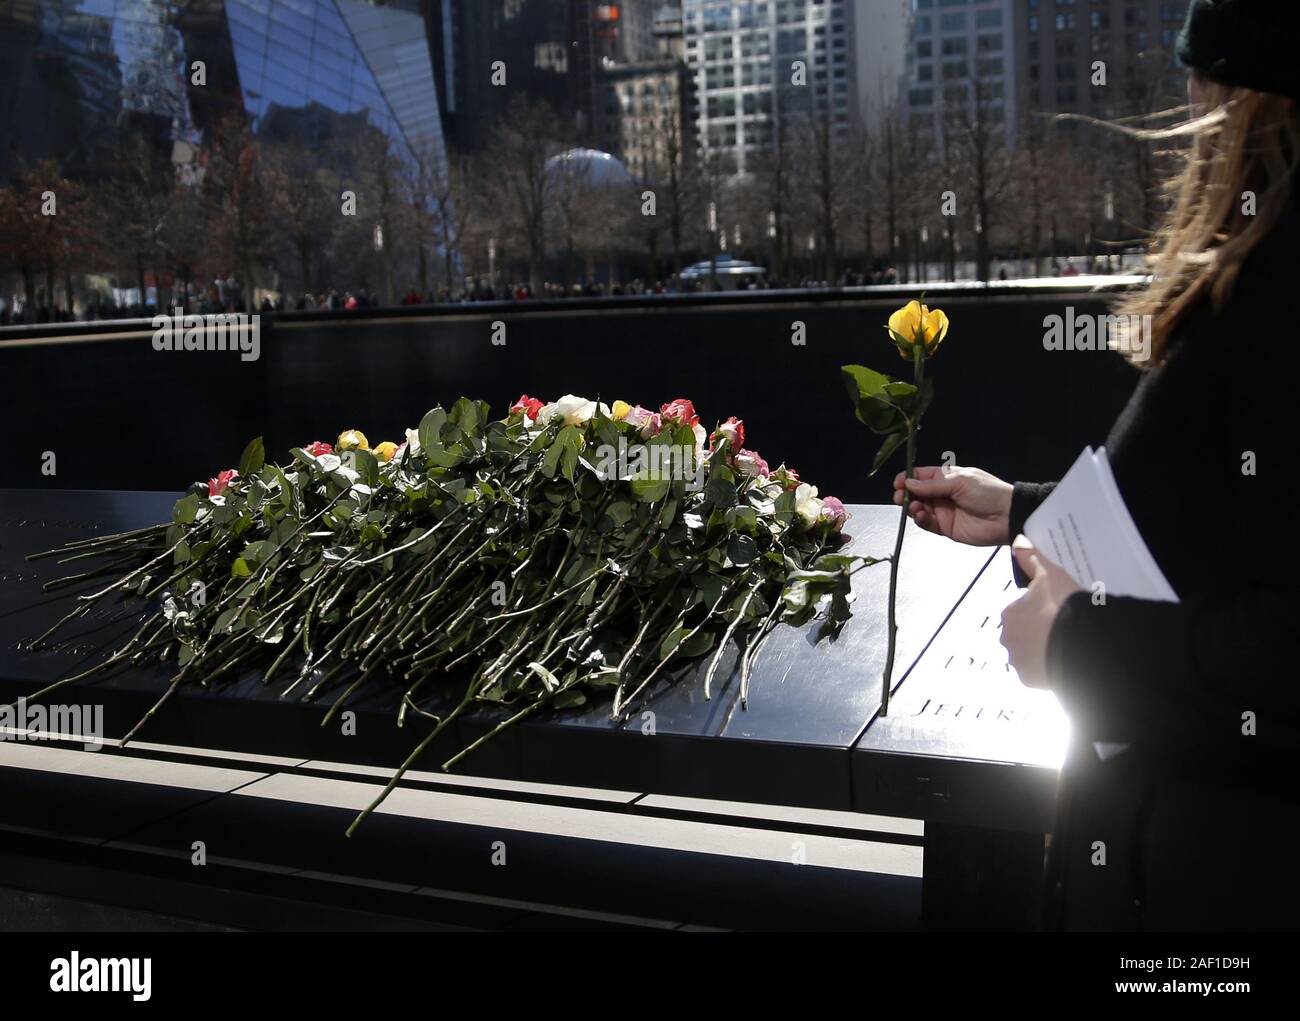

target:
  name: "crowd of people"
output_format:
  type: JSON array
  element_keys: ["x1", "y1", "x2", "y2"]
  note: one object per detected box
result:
[{"x1": 1, "y1": 257, "x2": 1134, "y2": 327}]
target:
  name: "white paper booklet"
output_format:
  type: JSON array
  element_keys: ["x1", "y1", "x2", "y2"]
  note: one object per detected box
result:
[{"x1": 1023, "y1": 446, "x2": 1179, "y2": 603}]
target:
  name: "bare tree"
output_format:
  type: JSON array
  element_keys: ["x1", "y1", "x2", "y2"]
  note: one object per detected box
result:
[
  {"x1": 102, "y1": 134, "x2": 176, "y2": 306},
  {"x1": 482, "y1": 95, "x2": 569, "y2": 292},
  {"x1": 945, "y1": 69, "x2": 1012, "y2": 281},
  {"x1": 793, "y1": 104, "x2": 852, "y2": 283},
  {"x1": 203, "y1": 112, "x2": 273, "y2": 307},
  {"x1": 263, "y1": 137, "x2": 342, "y2": 299}
]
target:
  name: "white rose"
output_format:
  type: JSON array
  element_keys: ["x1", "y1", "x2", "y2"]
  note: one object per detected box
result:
[
  {"x1": 794, "y1": 482, "x2": 823, "y2": 529},
  {"x1": 403, "y1": 426, "x2": 422, "y2": 454},
  {"x1": 548, "y1": 394, "x2": 608, "y2": 426}
]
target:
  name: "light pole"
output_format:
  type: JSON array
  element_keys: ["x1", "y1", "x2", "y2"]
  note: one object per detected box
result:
[
  {"x1": 767, "y1": 209, "x2": 777, "y2": 285},
  {"x1": 708, "y1": 201, "x2": 719, "y2": 291}
]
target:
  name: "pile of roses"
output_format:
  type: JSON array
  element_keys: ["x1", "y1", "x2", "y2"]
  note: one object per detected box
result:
[{"x1": 27, "y1": 393, "x2": 868, "y2": 832}]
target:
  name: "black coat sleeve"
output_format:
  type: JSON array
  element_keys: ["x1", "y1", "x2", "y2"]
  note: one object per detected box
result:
[
  {"x1": 1046, "y1": 586, "x2": 1300, "y2": 756},
  {"x1": 1009, "y1": 481, "x2": 1056, "y2": 539},
  {"x1": 1043, "y1": 247, "x2": 1300, "y2": 759},
  {"x1": 1009, "y1": 481, "x2": 1057, "y2": 586}
]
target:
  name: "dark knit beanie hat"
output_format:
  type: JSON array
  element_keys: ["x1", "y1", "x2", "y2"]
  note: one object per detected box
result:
[{"x1": 1177, "y1": 0, "x2": 1300, "y2": 99}]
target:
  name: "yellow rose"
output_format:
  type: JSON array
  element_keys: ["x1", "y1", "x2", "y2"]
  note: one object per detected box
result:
[
  {"x1": 886, "y1": 300, "x2": 949, "y2": 359},
  {"x1": 337, "y1": 429, "x2": 370, "y2": 451},
  {"x1": 611, "y1": 400, "x2": 631, "y2": 421},
  {"x1": 373, "y1": 441, "x2": 399, "y2": 462}
]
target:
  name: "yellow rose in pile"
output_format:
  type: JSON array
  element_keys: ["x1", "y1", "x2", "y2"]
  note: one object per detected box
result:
[
  {"x1": 373, "y1": 441, "x2": 399, "y2": 462},
  {"x1": 337, "y1": 429, "x2": 370, "y2": 451},
  {"x1": 887, "y1": 300, "x2": 949, "y2": 359},
  {"x1": 611, "y1": 400, "x2": 631, "y2": 421}
]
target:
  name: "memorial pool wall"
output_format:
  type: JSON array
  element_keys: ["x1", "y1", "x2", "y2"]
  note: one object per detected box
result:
[{"x1": 0, "y1": 286, "x2": 1138, "y2": 503}]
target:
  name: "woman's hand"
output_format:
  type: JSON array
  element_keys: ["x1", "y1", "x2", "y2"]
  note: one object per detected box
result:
[
  {"x1": 892, "y1": 465, "x2": 1014, "y2": 546},
  {"x1": 1000, "y1": 538, "x2": 1083, "y2": 688}
]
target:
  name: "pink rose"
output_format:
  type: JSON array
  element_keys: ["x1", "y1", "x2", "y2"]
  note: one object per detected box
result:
[
  {"x1": 735, "y1": 448, "x2": 769, "y2": 478},
  {"x1": 820, "y1": 495, "x2": 848, "y2": 531},
  {"x1": 208, "y1": 469, "x2": 239, "y2": 498},
  {"x1": 623, "y1": 405, "x2": 662, "y2": 437},
  {"x1": 305, "y1": 441, "x2": 333, "y2": 457},
  {"x1": 659, "y1": 398, "x2": 699, "y2": 429}
]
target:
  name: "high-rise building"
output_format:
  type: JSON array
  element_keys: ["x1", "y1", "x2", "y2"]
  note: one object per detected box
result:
[
  {"x1": 897, "y1": 0, "x2": 1191, "y2": 151},
  {"x1": 653, "y1": 1, "x2": 685, "y2": 59},
  {"x1": 573, "y1": 1, "x2": 664, "y2": 140},
  {"x1": 590, "y1": 4, "x2": 692, "y2": 177},
  {"x1": 0, "y1": 0, "x2": 449, "y2": 183},
  {"x1": 430, "y1": 0, "x2": 574, "y2": 149},
  {"x1": 851, "y1": 0, "x2": 909, "y2": 137},
  {"x1": 1012, "y1": 0, "x2": 1189, "y2": 123},
  {"x1": 900, "y1": 0, "x2": 1018, "y2": 148},
  {"x1": 682, "y1": 0, "x2": 858, "y2": 175}
]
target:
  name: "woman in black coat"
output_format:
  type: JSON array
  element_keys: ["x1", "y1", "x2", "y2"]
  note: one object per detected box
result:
[{"x1": 894, "y1": 0, "x2": 1300, "y2": 930}]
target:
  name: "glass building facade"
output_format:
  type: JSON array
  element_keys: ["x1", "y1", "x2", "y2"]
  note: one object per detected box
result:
[{"x1": 0, "y1": 0, "x2": 448, "y2": 183}]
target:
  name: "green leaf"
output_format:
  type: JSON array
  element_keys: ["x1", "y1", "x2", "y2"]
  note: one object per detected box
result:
[
  {"x1": 173, "y1": 493, "x2": 200, "y2": 525},
  {"x1": 231, "y1": 558, "x2": 253, "y2": 578},
  {"x1": 418, "y1": 407, "x2": 447, "y2": 453},
  {"x1": 841, "y1": 363, "x2": 893, "y2": 400},
  {"x1": 658, "y1": 626, "x2": 689, "y2": 661},
  {"x1": 843, "y1": 364, "x2": 909, "y2": 434},
  {"x1": 601, "y1": 501, "x2": 635, "y2": 529},
  {"x1": 448, "y1": 397, "x2": 483, "y2": 435},
  {"x1": 691, "y1": 571, "x2": 727, "y2": 606},
  {"x1": 629, "y1": 474, "x2": 671, "y2": 502},
  {"x1": 774, "y1": 489, "x2": 796, "y2": 523},
  {"x1": 352, "y1": 448, "x2": 380, "y2": 487},
  {"x1": 727, "y1": 533, "x2": 759, "y2": 566},
  {"x1": 237, "y1": 436, "x2": 265, "y2": 477},
  {"x1": 680, "y1": 631, "x2": 716, "y2": 657},
  {"x1": 551, "y1": 688, "x2": 587, "y2": 709},
  {"x1": 239, "y1": 540, "x2": 269, "y2": 566},
  {"x1": 870, "y1": 430, "x2": 908, "y2": 476},
  {"x1": 725, "y1": 505, "x2": 759, "y2": 534},
  {"x1": 560, "y1": 440, "x2": 579, "y2": 481},
  {"x1": 704, "y1": 475, "x2": 737, "y2": 509}
]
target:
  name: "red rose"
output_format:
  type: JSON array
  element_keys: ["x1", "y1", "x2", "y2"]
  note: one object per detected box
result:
[
  {"x1": 511, "y1": 394, "x2": 545, "y2": 419},
  {"x1": 305, "y1": 441, "x2": 333, "y2": 457},
  {"x1": 660, "y1": 398, "x2": 699, "y2": 428},
  {"x1": 208, "y1": 469, "x2": 239, "y2": 498}
]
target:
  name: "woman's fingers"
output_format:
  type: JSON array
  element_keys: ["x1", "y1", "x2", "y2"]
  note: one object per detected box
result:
[
  {"x1": 903, "y1": 473, "x2": 958, "y2": 499},
  {"x1": 893, "y1": 465, "x2": 945, "y2": 490},
  {"x1": 912, "y1": 505, "x2": 940, "y2": 534}
]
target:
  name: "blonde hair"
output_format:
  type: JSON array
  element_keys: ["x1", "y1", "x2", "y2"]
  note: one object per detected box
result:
[{"x1": 1110, "y1": 77, "x2": 1300, "y2": 365}]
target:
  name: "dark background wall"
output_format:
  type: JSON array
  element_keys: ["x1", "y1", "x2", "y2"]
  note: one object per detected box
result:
[{"x1": 0, "y1": 288, "x2": 1139, "y2": 503}]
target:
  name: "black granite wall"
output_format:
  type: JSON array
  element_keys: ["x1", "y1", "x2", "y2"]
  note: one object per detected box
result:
[{"x1": 0, "y1": 289, "x2": 1139, "y2": 503}]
